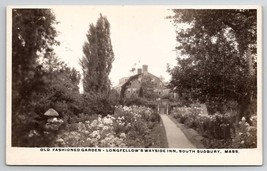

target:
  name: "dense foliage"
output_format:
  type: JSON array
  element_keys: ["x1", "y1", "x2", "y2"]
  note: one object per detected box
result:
[
  {"x1": 168, "y1": 9, "x2": 257, "y2": 121},
  {"x1": 171, "y1": 106, "x2": 257, "y2": 148},
  {"x1": 12, "y1": 10, "x2": 163, "y2": 147},
  {"x1": 80, "y1": 14, "x2": 114, "y2": 93},
  {"x1": 80, "y1": 90, "x2": 120, "y2": 116},
  {"x1": 53, "y1": 105, "x2": 161, "y2": 147},
  {"x1": 12, "y1": 9, "x2": 63, "y2": 146}
]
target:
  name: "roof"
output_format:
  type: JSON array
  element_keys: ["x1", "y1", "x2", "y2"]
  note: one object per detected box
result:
[{"x1": 118, "y1": 72, "x2": 167, "y2": 88}]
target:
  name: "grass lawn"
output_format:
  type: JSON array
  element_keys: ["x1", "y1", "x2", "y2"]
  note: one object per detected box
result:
[{"x1": 149, "y1": 117, "x2": 169, "y2": 148}]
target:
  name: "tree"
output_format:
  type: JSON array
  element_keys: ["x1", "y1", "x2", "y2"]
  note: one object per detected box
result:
[
  {"x1": 12, "y1": 9, "x2": 58, "y2": 102},
  {"x1": 12, "y1": 9, "x2": 60, "y2": 146},
  {"x1": 168, "y1": 9, "x2": 257, "y2": 120},
  {"x1": 81, "y1": 14, "x2": 114, "y2": 93}
]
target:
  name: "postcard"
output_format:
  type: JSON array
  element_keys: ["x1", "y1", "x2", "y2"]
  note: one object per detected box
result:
[{"x1": 6, "y1": 5, "x2": 262, "y2": 165}]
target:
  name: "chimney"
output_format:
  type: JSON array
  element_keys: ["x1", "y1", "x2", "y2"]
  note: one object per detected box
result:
[
  {"x1": 137, "y1": 68, "x2": 142, "y2": 74},
  {"x1": 142, "y1": 65, "x2": 148, "y2": 74}
]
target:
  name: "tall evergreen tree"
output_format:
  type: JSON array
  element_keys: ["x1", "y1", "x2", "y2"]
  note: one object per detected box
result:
[{"x1": 81, "y1": 14, "x2": 114, "y2": 93}]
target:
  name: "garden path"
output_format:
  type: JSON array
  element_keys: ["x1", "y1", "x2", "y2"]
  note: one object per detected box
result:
[{"x1": 160, "y1": 114, "x2": 195, "y2": 148}]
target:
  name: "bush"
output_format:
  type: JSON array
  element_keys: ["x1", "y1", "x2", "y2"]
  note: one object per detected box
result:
[
  {"x1": 170, "y1": 107, "x2": 235, "y2": 139},
  {"x1": 170, "y1": 107, "x2": 198, "y2": 126},
  {"x1": 53, "y1": 105, "x2": 160, "y2": 148},
  {"x1": 81, "y1": 90, "x2": 119, "y2": 116},
  {"x1": 205, "y1": 113, "x2": 234, "y2": 139},
  {"x1": 113, "y1": 105, "x2": 160, "y2": 147},
  {"x1": 203, "y1": 116, "x2": 257, "y2": 148},
  {"x1": 121, "y1": 96, "x2": 157, "y2": 109},
  {"x1": 171, "y1": 105, "x2": 257, "y2": 148},
  {"x1": 231, "y1": 116, "x2": 257, "y2": 148}
]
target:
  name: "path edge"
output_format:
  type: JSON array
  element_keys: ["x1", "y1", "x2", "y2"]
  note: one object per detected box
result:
[{"x1": 168, "y1": 115, "x2": 205, "y2": 148}]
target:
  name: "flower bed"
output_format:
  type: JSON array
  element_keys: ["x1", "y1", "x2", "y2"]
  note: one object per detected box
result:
[
  {"x1": 170, "y1": 106, "x2": 257, "y2": 148},
  {"x1": 53, "y1": 105, "x2": 160, "y2": 147},
  {"x1": 231, "y1": 116, "x2": 257, "y2": 148}
]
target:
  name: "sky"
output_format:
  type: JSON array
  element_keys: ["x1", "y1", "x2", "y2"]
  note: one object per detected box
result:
[{"x1": 52, "y1": 6, "x2": 178, "y2": 88}]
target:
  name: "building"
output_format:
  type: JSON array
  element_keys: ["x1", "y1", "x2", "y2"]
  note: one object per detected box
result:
[{"x1": 114, "y1": 65, "x2": 171, "y2": 98}]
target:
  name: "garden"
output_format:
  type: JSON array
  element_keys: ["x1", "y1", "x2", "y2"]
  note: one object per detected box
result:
[
  {"x1": 54, "y1": 105, "x2": 163, "y2": 147},
  {"x1": 170, "y1": 105, "x2": 257, "y2": 148},
  {"x1": 12, "y1": 9, "x2": 258, "y2": 150},
  {"x1": 23, "y1": 104, "x2": 168, "y2": 148}
]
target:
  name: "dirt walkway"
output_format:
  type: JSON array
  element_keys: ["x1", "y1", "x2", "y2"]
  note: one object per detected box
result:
[{"x1": 160, "y1": 114, "x2": 195, "y2": 148}]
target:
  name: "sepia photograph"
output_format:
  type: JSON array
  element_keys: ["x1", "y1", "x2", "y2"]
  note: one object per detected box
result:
[{"x1": 6, "y1": 5, "x2": 262, "y2": 165}]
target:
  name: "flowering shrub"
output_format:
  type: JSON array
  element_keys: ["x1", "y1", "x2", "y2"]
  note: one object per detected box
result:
[
  {"x1": 171, "y1": 106, "x2": 257, "y2": 148},
  {"x1": 171, "y1": 107, "x2": 234, "y2": 139},
  {"x1": 232, "y1": 116, "x2": 257, "y2": 148},
  {"x1": 54, "y1": 115, "x2": 127, "y2": 147},
  {"x1": 203, "y1": 116, "x2": 257, "y2": 148},
  {"x1": 45, "y1": 117, "x2": 64, "y2": 131},
  {"x1": 114, "y1": 105, "x2": 160, "y2": 147},
  {"x1": 53, "y1": 105, "x2": 160, "y2": 147},
  {"x1": 171, "y1": 107, "x2": 199, "y2": 124}
]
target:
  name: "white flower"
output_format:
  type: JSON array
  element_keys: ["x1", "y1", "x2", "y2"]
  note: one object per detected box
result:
[
  {"x1": 108, "y1": 134, "x2": 115, "y2": 139},
  {"x1": 96, "y1": 134, "x2": 101, "y2": 139},
  {"x1": 120, "y1": 133, "x2": 126, "y2": 138},
  {"x1": 118, "y1": 122, "x2": 125, "y2": 126},
  {"x1": 123, "y1": 106, "x2": 129, "y2": 111},
  {"x1": 241, "y1": 140, "x2": 245, "y2": 144},
  {"x1": 51, "y1": 117, "x2": 58, "y2": 123},
  {"x1": 91, "y1": 130, "x2": 99, "y2": 138},
  {"x1": 103, "y1": 126, "x2": 109, "y2": 130},
  {"x1": 91, "y1": 120, "x2": 98, "y2": 127},
  {"x1": 241, "y1": 117, "x2": 246, "y2": 122},
  {"x1": 58, "y1": 119, "x2": 64, "y2": 123},
  {"x1": 56, "y1": 138, "x2": 64, "y2": 143},
  {"x1": 250, "y1": 115, "x2": 257, "y2": 120}
]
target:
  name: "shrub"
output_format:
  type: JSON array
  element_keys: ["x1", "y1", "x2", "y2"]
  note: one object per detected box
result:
[
  {"x1": 122, "y1": 96, "x2": 157, "y2": 109},
  {"x1": 113, "y1": 105, "x2": 160, "y2": 147},
  {"x1": 232, "y1": 116, "x2": 257, "y2": 148},
  {"x1": 170, "y1": 107, "x2": 235, "y2": 139},
  {"x1": 54, "y1": 115, "x2": 127, "y2": 147},
  {"x1": 81, "y1": 90, "x2": 119, "y2": 116},
  {"x1": 171, "y1": 104, "x2": 257, "y2": 148},
  {"x1": 203, "y1": 115, "x2": 257, "y2": 148},
  {"x1": 53, "y1": 105, "x2": 160, "y2": 148},
  {"x1": 170, "y1": 107, "x2": 197, "y2": 126}
]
